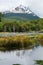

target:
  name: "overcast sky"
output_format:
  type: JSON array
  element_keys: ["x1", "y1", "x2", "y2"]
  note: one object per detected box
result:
[{"x1": 0, "y1": 0, "x2": 43, "y2": 18}]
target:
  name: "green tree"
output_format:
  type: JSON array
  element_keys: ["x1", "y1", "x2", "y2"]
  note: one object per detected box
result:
[{"x1": 0, "y1": 12, "x2": 3, "y2": 22}]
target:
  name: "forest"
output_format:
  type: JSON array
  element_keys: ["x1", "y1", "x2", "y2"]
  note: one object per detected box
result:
[
  {"x1": 0, "y1": 18, "x2": 43, "y2": 32},
  {"x1": 0, "y1": 12, "x2": 43, "y2": 32}
]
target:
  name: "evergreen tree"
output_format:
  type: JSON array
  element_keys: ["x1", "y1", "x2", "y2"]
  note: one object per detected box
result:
[{"x1": 0, "y1": 12, "x2": 3, "y2": 22}]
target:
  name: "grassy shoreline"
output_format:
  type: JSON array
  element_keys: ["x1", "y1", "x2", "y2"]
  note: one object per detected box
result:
[{"x1": 0, "y1": 34, "x2": 43, "y2": 51}]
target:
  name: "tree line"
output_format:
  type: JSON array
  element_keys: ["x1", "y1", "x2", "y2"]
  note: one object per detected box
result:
[
  {"x1": 0, "y1": 12, "x2": 43, "y2": 32},
  {"x1": 0, "y1": 18, "x2": 43, "y2": 32}
]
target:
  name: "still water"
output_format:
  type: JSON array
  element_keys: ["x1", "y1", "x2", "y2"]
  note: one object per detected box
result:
[{"x1": 0, "y1": 46, "x2": 43, "y2": 65}]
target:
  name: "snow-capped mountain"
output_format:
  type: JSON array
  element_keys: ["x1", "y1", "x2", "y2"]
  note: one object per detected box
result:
[
  {"x1": 11, "y1": 5, "x2": 32, "y2": 14},
  {"x1": 3, "y1": 5, "x2": 39, "y2": 20},
  {"x1": 2, "y1": 5, "x2": 33, "y2": 14}
]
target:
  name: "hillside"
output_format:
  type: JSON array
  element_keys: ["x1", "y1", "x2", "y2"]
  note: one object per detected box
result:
[
  {"x1": 2, "y1": 5, "x2": 39, "y2": 20},
  {"x1": 3, "y1": 13, "x2": 39, "y2": 20}
]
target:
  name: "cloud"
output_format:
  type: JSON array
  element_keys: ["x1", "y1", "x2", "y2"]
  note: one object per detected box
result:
[
  {"x1": 20, "y1": 0, "x2": 43, "y2": 18},
  {"x1": 27, "y1": 0, "x2": 43, "y2": 18},
  {"x1": 0, "y1": 0, "x2": 43, "y2": 17},
  {"x1": 0, "y1": 0, "x2": 20, "y2": 11}
]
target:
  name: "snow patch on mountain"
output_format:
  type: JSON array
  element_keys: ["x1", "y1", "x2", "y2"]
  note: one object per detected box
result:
[
  {"x1": 11, "y1": 5, "x2": 32, "y2": 14},
  {"x1": 2, "y1": 5, "x2": 38, "y2": 17}
]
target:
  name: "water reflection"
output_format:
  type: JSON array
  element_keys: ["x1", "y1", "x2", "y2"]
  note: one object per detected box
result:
[
  {"x1": 0, "y1": 46, "x2": 43, "y2": 65},
  {"x1": 13, "y1": 64, "x2": 20, "y2": 65}
]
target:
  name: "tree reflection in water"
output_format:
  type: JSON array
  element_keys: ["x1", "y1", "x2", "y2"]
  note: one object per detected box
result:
[{"x1": 16, "y1": 50, "x2": 25, "y2": 57}]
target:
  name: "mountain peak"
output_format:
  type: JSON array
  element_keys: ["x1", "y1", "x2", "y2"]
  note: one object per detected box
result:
[
  {"x1": 10, "y1": 5, "x2": 32, "y2": 14},
  {"x1": 2, "y1": 5, "x2": 36, "y2": 17}
]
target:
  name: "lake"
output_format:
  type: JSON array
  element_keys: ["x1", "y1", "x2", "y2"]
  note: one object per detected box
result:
[{"x1": 0, "y1": 46, "x2": 43, "y2": 65}]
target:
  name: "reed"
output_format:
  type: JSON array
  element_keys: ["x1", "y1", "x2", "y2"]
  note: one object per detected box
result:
[{"x1": 0, "y1": 35, "x2": 43, "y2": 50}]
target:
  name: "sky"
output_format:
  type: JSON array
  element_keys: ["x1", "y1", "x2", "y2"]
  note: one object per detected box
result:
[{"x1": 0, "y1": 0, "x2": 43, "y2": 18}]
